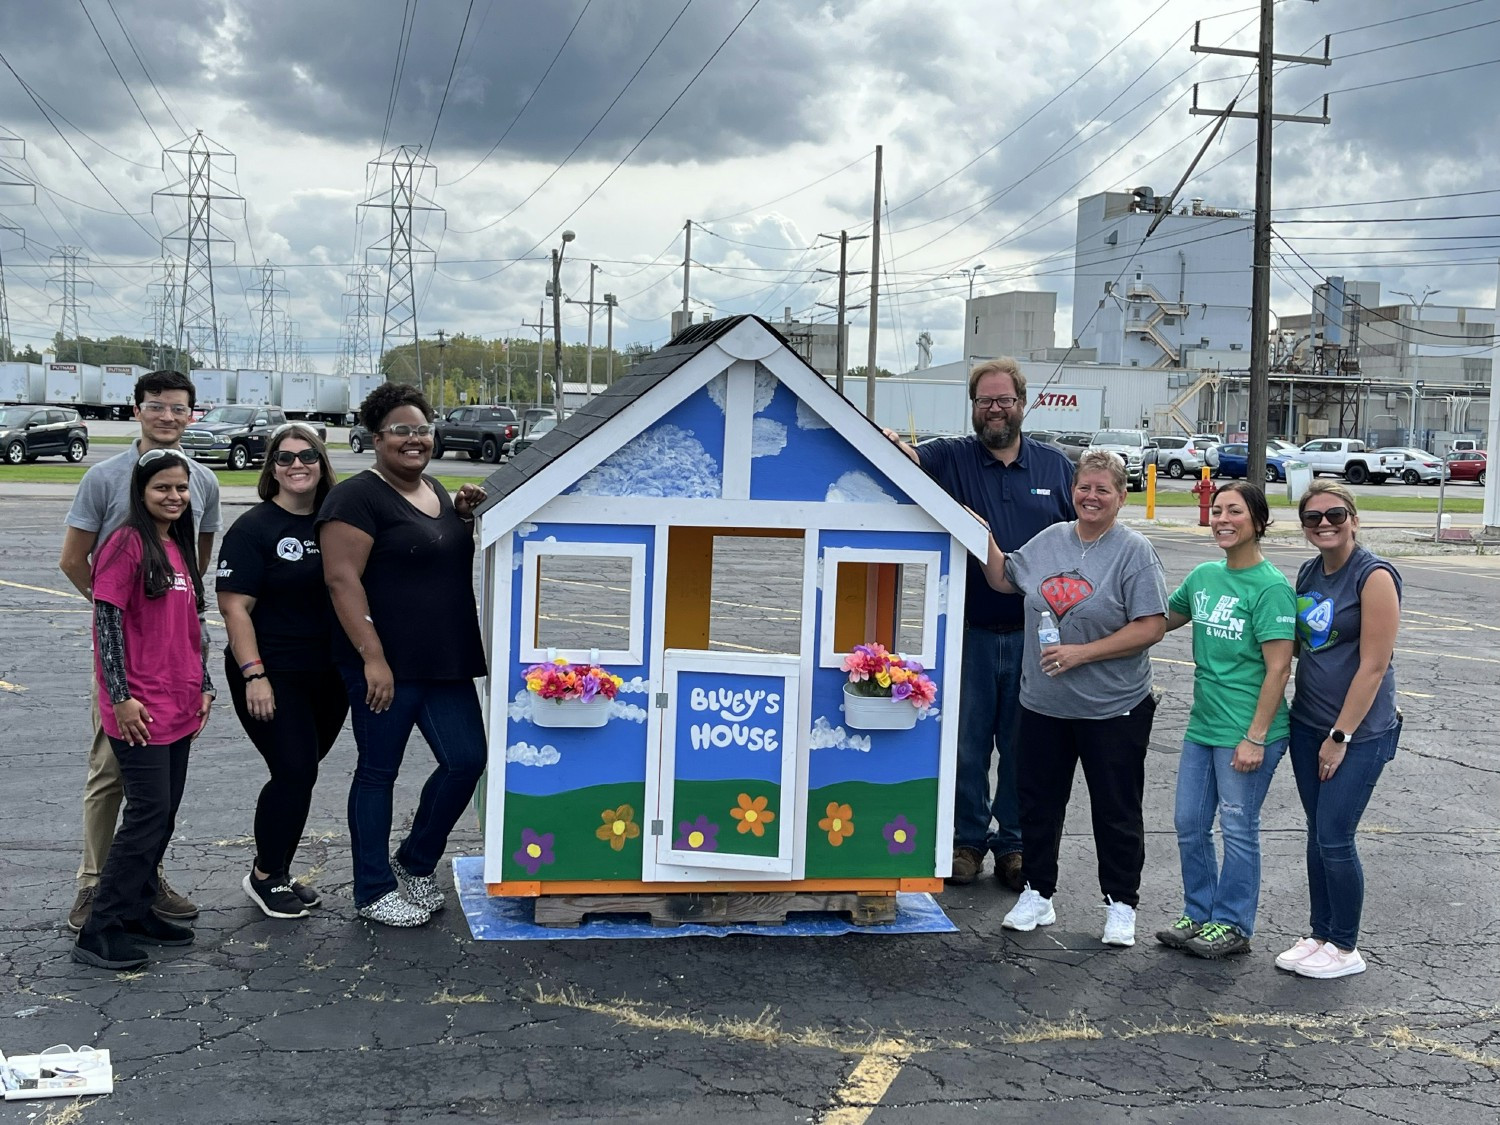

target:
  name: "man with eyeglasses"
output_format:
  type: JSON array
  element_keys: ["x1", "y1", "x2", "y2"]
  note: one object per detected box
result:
[
  {"x1": 58, "y1": 370, "x2": 222, "y2": 933},
  {"x1": 883, "y1": 358, "x2": 1075, "y2": 892}
]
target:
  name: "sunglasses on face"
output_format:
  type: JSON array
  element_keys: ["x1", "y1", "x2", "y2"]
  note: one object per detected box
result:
[
  {"x1": 272, "y1": 448, "x2": 321, "y2": 466},
  {"x1": 1300, "y1": 506, "x2": 1351, "y2": 528}
]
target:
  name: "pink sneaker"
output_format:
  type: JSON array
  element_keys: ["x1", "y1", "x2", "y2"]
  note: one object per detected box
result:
[
  {"x1": 1274, "y1": 937, "x2": 1322, "y2": 971},
  {"x1": 1293, "y1": 942, "x2": 1366, "y2": 979}
]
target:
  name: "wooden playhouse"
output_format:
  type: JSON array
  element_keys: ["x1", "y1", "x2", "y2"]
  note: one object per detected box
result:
[{"x1": 472, "y1": 316, "x2": 988, "y2": 923}]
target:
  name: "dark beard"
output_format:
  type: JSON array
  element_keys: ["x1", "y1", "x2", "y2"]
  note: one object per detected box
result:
[{"x1": 974, "y1": 415, "x2": 1017, "y2": 450}]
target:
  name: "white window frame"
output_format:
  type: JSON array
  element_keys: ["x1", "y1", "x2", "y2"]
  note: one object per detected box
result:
[
  {"x1": 519, "y1": 540, "x2": 647, "y2": 665},
  {"x1": 818, "y1": 547, "x2": 941, "y2": 669}
]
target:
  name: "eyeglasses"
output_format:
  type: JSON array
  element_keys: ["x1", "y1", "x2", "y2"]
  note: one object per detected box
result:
[
  {"x1": 1300, "y1": 506, "x2": 1352, "y2": 528},
  {"x1": 137, "y1": 448, "x2": 190, "y2": 467},
  {"x1": 381, "y1": 423, "x2": 436, "y2": 437},
  {"x1": 272, "y1": 448, "x2": 321, "y2": 466},
  {"x1": 973, "y1": 395, "x2": 1019, "y2": 411},
  {"x1": 139, "y1": 401, "x2": 192, "y2": 417}
]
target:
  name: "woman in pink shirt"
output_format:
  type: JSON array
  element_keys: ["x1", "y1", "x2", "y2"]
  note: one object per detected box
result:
[{"x1": 72, "y1": 449, "x2": 215, "y2": 971}]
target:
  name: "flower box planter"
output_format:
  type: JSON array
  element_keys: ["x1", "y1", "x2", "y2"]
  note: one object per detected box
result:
[
  {"x1": 530, "y1": 695, "x2": 612, "y2": 729},
  {"x1": 842, "y1": 683, "x2": 919, "y2": 731}
]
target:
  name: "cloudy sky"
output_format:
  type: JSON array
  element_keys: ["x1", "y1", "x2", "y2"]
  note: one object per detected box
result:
[{"x1": 0, "y1": 0, "x2": 1496, "y2": 374}]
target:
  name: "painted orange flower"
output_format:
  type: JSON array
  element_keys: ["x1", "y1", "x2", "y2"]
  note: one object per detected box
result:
[
  {"x1": 818, "y1": 801, "x2": 855, "y2": 847},
  {"x1": 730, "y1": 793, "x2": 776, "y2": 837},
  {"x1": 595, "y1": 804, "x2": 641, "y2": 852}
]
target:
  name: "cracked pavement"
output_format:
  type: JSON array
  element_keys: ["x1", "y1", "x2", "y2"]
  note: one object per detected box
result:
[{"x1": 1, "y1": 498, "x2": 1498, "y2": 1123}]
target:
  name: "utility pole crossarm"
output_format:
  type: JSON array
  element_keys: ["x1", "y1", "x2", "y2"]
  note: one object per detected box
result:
[
  {"x1": 1191, "y1": 85, "x2": 1331, "y2": 125},
  {"x1": 1191, "y1": 21, "x2": 1331, "y2": 65}
]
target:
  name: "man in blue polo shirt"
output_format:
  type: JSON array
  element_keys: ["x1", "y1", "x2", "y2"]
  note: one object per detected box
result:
[{"x1": 885, "y1": 358, "x2": 1075, "y2": 889}]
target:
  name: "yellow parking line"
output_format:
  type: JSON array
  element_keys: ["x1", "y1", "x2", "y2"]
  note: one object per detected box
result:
[
  {"x1": 819, "y1": 1052, "x2": 910, "y2": 1125},
  {"x1": 0, "y1": 578, "x2": 85, "y2": 600},
  {"x1": 1398, "y1": 691, "x2": 1435, "y2": 699},
  {"x1": 1398, "y1": 647, "x2": 1500, "y2": 666},
  {"x1": 0, "y1": 680, "x2": 27, "y2": 693}
]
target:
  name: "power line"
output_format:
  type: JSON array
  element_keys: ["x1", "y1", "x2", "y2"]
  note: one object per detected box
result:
[
  {"x1": 699, "y1": 151, "x2": 872, "y2": 224},
  {"x1": 1274, "y1": 188, "x2": 1500, "y2": 212},
  {"x1": 1279, "y1": 213, "x2": 1500, "y2": 225},
  {"x1": 426, "y1": 0, "x2": 477, "y2": 154},
  {"x1": 379, "y1": 0, "x2": 419, "y2": 158},
  {"x1": 77, "y1": 0, "x2": 165, "y2": 150},
  {"x1": 102, "y1": 0, "x2": 188, "y2": 135}
]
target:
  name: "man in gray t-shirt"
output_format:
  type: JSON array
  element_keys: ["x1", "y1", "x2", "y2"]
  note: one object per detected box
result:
[{"x1": 57, "y1": 371, "x2": 222, "y2": 933}]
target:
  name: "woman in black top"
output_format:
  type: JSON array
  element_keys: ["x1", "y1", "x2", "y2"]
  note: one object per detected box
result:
[
  {"x1": 218, "y1": 424, "x2": 346, "y2": 920},
  {"x1": 318, "y1": 384, "x2": 488, "y2": 928}
]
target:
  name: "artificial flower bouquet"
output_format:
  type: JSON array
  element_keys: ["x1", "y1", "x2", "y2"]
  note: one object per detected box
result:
[
  {"x1": 840, "y1": 642, "x2": 937, "y2": 710},
  {"x1": 524, "y1": 658, "x2": 624, "y2": 703}
]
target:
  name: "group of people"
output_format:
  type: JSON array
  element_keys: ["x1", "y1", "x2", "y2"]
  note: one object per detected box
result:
[
  {"x1": 64, "y1": 373, "x2": 490, "y2": 971},
  {"x1": 890, "y1": 358, "x2": 1402, "y2": 979}
]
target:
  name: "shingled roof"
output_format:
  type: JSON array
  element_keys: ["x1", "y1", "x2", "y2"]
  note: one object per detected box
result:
[{"x1": 472, "y1": 315, "x2": 815, "y2": 512}]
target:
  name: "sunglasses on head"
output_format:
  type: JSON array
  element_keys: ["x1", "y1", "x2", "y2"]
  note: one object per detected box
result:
[
  {"x1": 1300, "y1": 506, "x2": 1351, "y2": 528},
  {"x1": 272, "y1": 448, "x2": 321, "y2": 466},
  {"x1": 137, "y1": 448, "x2": 190, "y2": 468}
]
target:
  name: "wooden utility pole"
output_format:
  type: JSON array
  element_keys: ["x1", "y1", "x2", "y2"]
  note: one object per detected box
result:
[
  {"x1": 681, "y1": 219, "x2": 692, "y2": 322},
  {"x1": 817, "y1": 230, "x2": 868, "y2": 396},
  {"x1": 1191, "y1": 5, "x2": 1328, "y2": 485},
  {"x1": 864, "y1": 144, "x2": 882, "y2": 420}
]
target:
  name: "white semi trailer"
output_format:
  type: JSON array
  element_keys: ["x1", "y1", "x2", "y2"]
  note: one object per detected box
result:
[{"x1": 0, "y1": 362, "x2": 45, "y2": 404}]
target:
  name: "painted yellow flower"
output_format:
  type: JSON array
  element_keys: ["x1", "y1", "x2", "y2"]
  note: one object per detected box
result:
[
  {"x1": 595, "y1": 804, "x2": 641, "y2": 851},
  {"x1": 729, "y1": 793, "x2": 776, "y2": 837},
  {"x1": 819, "y1": 801, "x2": 855, "y2": 847}
]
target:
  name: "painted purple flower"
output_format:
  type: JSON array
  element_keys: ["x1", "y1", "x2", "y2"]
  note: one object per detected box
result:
[
  {"x1": 513, "y1": 828, "x2": 556, "y2": 875},
  {"x1": 673, "y1": 815, "x2": 719, "y2": 852},
  {"x1": 883, "y1": 815, "x2": 917, "y2": 855}
]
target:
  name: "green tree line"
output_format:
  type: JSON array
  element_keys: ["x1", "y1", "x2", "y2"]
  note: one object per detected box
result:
[{"x1": 378, "y1": 333, "x2": 651, "y2": 407}]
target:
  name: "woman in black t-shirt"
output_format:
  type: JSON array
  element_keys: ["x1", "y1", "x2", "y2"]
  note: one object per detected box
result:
[
  {"x1": 317, "y1": 383, "x2": 489, "y2": 928},
  {"x1": 217, "y1": 424, "x2": 347, "y2": 921}
]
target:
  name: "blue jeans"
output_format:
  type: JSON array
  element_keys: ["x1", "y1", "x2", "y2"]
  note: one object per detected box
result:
[
  {"x1": 1174, "y1": 735, "x2": 1288, "y2": 936},
  {"x1": 340, "y1": 670, "x2": 487, "y2": 907},
  {"x1": 954, "y1": 627, "x2": 1023, "y2": 856},
  {"x1": 1289, "y1": 717, "x2": 1399, "y2": 951}
]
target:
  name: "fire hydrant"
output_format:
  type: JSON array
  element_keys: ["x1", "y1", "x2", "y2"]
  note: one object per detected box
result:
[{"x1": 1193, "y1": 471, "x2": 1214, "y2": 527}]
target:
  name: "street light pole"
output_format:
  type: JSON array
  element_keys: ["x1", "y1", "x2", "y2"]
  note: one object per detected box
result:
[
  {"x1": 549, "y1": 230, "x2": 575, "y2": 421},
  {"x1": 603, "y1": 293, "x2": 618, "y2": 384},
  {"x1": 962, "y1": 262, "x2": 987, "y2": 302},
  {"x1": 1392, "y1": 286, "x2": 1440, "y2": 445},
  {"x1": 434, "y1": 328, "x2": 447, "y2": 412}
]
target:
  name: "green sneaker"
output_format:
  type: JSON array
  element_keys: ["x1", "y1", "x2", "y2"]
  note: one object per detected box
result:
[
  {"x1": 1154, "y1": 914, "x2": 1202, "y2": 949},
  {"x1": 1185, "y1": 921, "x2": 1251, "y2": 959}
]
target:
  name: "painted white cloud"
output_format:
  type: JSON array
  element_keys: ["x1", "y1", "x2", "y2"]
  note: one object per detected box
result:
[
  {"x1": 508, "y1": 689, "x2": 537, "y2": 721},
  {"x1": 751, "y1": 416, "x2": 787, "y2": 458},
  {"x1": 795, "y1": 398, "x2": 831, "y2": 430},
  {"x1": 825, "y1": 471, "x2": 897, "y2": 504},
  {"x1": 610, "y1": 700, "x2": 649, "y2": 723},
  {"x1": 706, "y1": 372, "x2": 728, "y2": 411},
  {"x1": 516, "y1": 522, "x2": 538, "y2": 538},
  {"x1": 752, "y1": 368, "x2": 778, "y2": 412},
  {"x1": 571, "y1": 424, "x2": 720, "y2": 498},
  {"x1": 808, "y1": 715, "x2": 872, "y2": 752},
  {"x1": 507, "y1": 741, "x2": 561, "y2": 767},
  {"x1": 936, "y1": 573, "x2": 949, "y2": 613},
  {"x1": 617, "y1": 676, "x2": 650, "y2": 694}
]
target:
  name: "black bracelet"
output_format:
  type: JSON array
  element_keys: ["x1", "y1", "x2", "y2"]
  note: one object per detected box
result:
[{"x1": 244, "y1": 672, "x2": 268, "y2": 683}]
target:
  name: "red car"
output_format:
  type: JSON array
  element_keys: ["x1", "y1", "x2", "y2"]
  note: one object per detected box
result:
[{"x1": 1445, "y1": 450, "x2": 1487, "y2": 485}]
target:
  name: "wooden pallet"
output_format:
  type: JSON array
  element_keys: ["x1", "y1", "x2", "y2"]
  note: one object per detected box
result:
[{"x1": 532, "y1": 891, "x2": 899, "y2": 929}]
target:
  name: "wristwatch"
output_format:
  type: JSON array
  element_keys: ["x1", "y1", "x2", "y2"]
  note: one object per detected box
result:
[{"x1": 1328, "y1": 727, "x2": 1349, "y2": 744}]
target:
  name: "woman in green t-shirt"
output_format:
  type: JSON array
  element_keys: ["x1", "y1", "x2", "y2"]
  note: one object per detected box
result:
[{"x1": 1157, "y1": 482, "x2": 1296, "y2": 960}]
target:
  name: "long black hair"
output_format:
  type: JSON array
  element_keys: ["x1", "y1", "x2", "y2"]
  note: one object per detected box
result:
[{"x1": 95, "y1": 449, "x2": 206, "y2": 611}]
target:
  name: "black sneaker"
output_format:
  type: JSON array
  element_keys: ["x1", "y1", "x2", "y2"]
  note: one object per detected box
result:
[
  {"x1": 242, "y1": 872, "x2": 309, "y2": 920},
  {"x1": 1185, "y1": 921, "x2": 1251, "y2": 959},
  {"x1": 72, "y1": 928, "x2": 149, "y2": 971},
  {"x1": 123, "y1": 914, "x2": 195, "y2": 946},
  {"x1": 288, "y1": 879, "x2": 322, "y2": 909}
]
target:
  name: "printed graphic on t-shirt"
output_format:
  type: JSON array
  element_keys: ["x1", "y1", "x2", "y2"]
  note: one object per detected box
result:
[
  {"x1": 216, "y1": 557, "x2": 232, "y2": 579},
  {"x1": 1296, "y1": 592, "x2": 1337, "y2": 650},
  {"x1": 1040, "y1": 572, "x2": 1094, "y2": 618},
  {"x1": 276, "y1": 536, "x2": 305, "y2": 561},
  {"x1": 1192, "y1": 589, "x2": 1245, "y2": 640}
]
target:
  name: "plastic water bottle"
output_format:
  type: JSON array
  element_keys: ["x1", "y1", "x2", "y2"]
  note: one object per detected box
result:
[{"x1": 1037, "y1": 610, "x2": 1060, "y2": 648}]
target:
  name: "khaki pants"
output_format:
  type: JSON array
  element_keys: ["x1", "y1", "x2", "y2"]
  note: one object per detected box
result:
[{"x1": 78, "y1": 694, "x2": 166, "y2": 889}]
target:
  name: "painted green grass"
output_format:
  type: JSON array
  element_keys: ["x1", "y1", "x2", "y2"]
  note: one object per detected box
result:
[
  {"x1": 804, "y1": 778, "x2": 939, "y2": 879},
  {"x1": 669, "y1": 779, "x2": 784, "y2": 859},
  {"x1": 501, "y1": 783, "x2": 648, "y2": 881}
]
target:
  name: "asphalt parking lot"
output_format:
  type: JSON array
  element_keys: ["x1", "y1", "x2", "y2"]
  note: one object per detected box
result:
[{"x1": 2, "y1": 494, "x2": 1498, "y2": 1123}]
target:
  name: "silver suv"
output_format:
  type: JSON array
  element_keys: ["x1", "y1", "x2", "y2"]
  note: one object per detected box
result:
[
  {"x1": 1089, "y1": 429, "x2": 1151, "y2": 491},
  {"x1": 1149, "y1": 435, "x2": 1206, "y2": 479}
]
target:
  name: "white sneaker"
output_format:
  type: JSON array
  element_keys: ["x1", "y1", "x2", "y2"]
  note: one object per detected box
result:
[
  {"x1": 357, "y1": 890, "x2": 432, "y2": 928},
  {"x1": 1274, "y1": 936, "x2": 1323, "y2": 971},
  {"x1": 1002, "y1": 885, "x2": 1055, "y2": 931},
  {"x1": 1293, "y1": 942, "x2": 1366, "y2": 979},
  {"x1": 1101, "y1": 898, "x2": 1136, "y2": 947}
]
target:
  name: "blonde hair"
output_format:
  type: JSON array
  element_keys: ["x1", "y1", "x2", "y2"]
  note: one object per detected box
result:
[
  {"x1": 1297, "y1": 478, "x2": 1358, "y2": 520},
  {"x1": 1075, "y1": 448, "x2": 1129, "y2": 493},
  {"x1": 967, "y1": 357, "x2": 1027, "y2": 403}
]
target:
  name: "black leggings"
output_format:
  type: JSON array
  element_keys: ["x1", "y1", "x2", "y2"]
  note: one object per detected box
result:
[{"x1": 225, "y1": 654, "x2": 348, "y2": 877}]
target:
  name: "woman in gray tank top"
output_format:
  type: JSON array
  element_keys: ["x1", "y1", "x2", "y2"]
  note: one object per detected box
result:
[{"x1": 1280, "y1": 481, "x2": 1402, "y2": 980}]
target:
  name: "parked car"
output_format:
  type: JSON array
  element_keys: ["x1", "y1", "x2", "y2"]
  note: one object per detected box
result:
[
  {"x1": 1054, "y1": 431, "x2": 1093, "y2": 464},
  {"x1": 1445, "y1": 450, "x2": 1487, "y2": 485},
  {"x1": 1294, "y1": 438, "x2": 1398, "y2": 485},
  {"x1": 1148, "y1": 435, "x2": 1205, "y2": 479},
  {"x1": 1212, "y1": 443, "x2": 1305, "y2": 483},
  {"x1": 0, "y1": 405, "x2": 89, "y2": 464},
  {"x1": 1028, "y1": 429, "x2": 1061, "y2": 445},
  {"x1": 510, "y1": 414, "x2": 558, "y2": 455},
  {"x1": 433, "y1": 405, "x2": 519, "y2": 463},
  {"x1": 182, "y1": 406, "x2": 326, "y2": 470},
  {"x1": 1373, "y1": 447, "x2": 1443, "y2": 485},
  {"x1": 1089, "y1": 429, "x2": 1152, "y2": 491},
  {"x1": 1189, "y1": 434, "x2": 1222, "y2": 452},
  {"x1": 348, "y1": 423, "x2": 373, "y2": 453}
]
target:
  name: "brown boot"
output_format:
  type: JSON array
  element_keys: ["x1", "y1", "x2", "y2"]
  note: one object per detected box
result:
[
  {"x1": 946, "y1": 847, "x2": 985, "y2": 885},
  {"x1": 994, "y1": 851, "x2": 1025, "y2": 893}
]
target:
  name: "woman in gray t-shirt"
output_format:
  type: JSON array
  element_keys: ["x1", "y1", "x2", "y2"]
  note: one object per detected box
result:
[
  {"x1": 980, "y1": 450, "x2": 1168, "y2": 948},
  {"x1": 1279, "y1": 481, "x2": 1402, "y2": 980}
]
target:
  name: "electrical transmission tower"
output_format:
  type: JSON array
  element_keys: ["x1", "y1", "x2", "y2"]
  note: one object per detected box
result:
[
  {"x1": 146, "y1": 259, "x2": 178, "y2": 369},
  {"x1": 359, "y1": 145, "x2": 442, "y2": 387},
  {"x1": 153, "y1": 131, "x2": 244, "y2": 370},
  {"x1": 339, "y1": 265, "x2": 381, "y2": 374},
  {"x1": 49, "y1": 247, "x2": 91, "y2": 360},
  {"x1": 249, "y1": 259, "x2": 287, "y2": 370}
]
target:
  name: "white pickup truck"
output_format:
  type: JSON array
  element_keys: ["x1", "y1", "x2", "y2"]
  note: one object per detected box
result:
[{"x1": 1294, "y1": 438, "x2": 1403, "y2": 485}]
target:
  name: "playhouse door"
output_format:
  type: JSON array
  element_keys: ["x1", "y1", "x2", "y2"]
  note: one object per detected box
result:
[{"x1": 655, "y1": 650, "x2": 801, "y2": 875}]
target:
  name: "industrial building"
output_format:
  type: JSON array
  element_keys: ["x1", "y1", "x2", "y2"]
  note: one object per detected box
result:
[{"x1": 963, "y1": 291, "x2": 1057, "y2": 363}]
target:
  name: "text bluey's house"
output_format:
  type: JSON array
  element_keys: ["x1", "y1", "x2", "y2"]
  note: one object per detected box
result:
[{"x1": 473, "y1": 316, "x2": 987, "y2": 898}]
